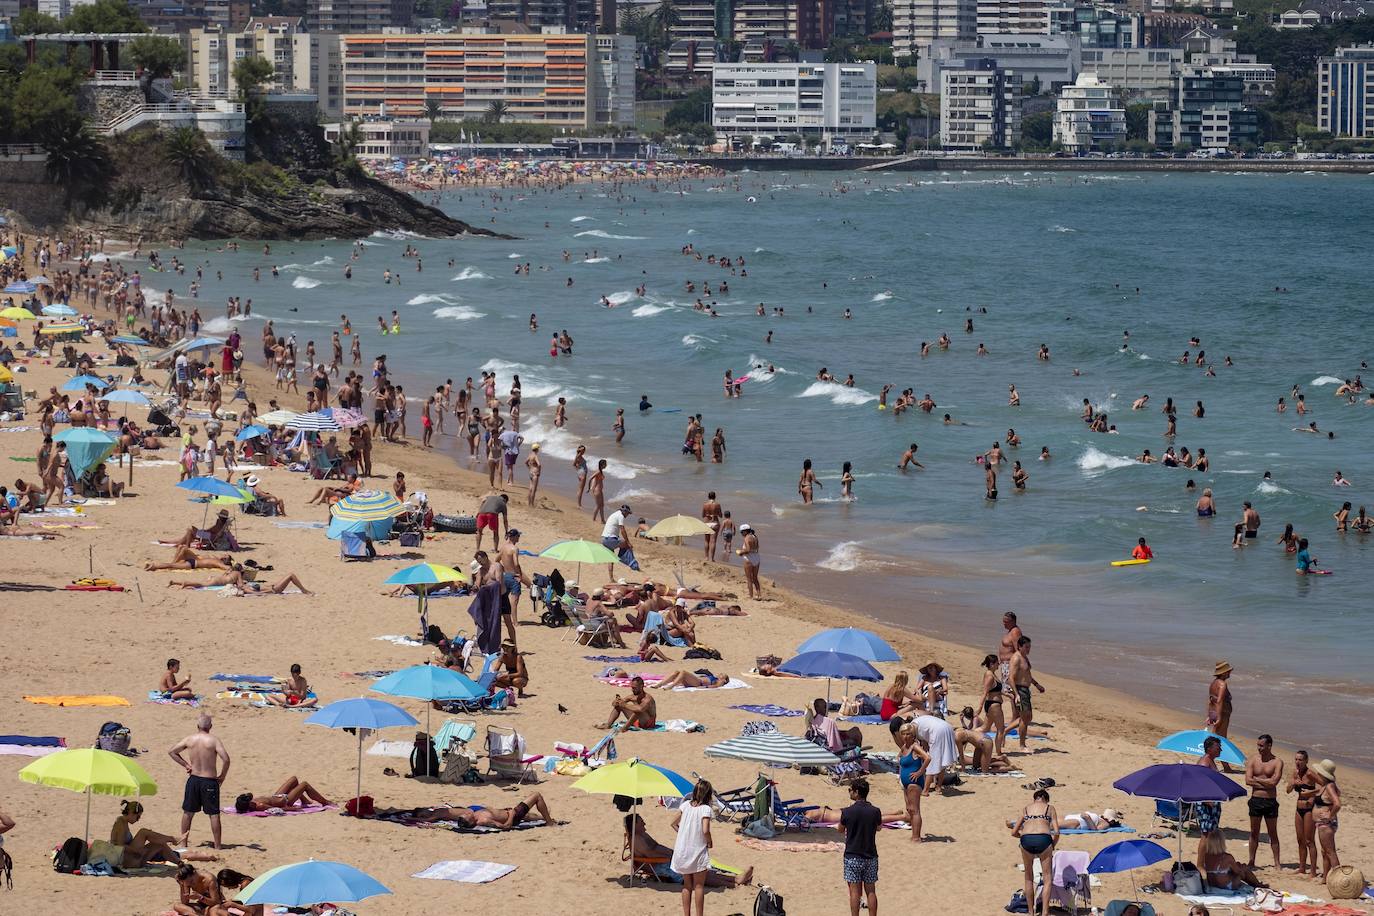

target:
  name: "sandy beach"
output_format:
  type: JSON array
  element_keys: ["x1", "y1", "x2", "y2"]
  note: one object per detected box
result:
[{"x1": 1, "y1": 229, "x2": 1370, "y2": 916}]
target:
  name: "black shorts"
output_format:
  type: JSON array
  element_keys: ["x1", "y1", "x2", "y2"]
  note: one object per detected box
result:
[
  {"x1": 1248, "y1": 796, "x2": 1279, "y2": 819},
  {"x1": 182, "y1": 774, "x2": 221, "y2": 815},
  {"x1": 374, "y1": 408, "x2": 385, "y2": 424}
]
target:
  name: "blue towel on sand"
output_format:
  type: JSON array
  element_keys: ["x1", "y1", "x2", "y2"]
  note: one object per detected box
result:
[
  {"x1": 584, "y1": 655, "x2": 645, "y2": 663},
  {"x1": 985, "y1": 730, "x2": 1047, "y2": 740},
  {"x1": 210, "y1": 674, "x2": 277, "y2": 683},
  {"x1": 1059, "y1": 826, "x2": 1136, "y2": 834},
  {"x1": 0, "y1": 735, "x2": 63, "y2": 747},
  {"x1": 729, "y1": 704, "x2": 804, "y2": 718},
  {"x1": 840, "y1": 715, "x2": 886, "y2": 724}
]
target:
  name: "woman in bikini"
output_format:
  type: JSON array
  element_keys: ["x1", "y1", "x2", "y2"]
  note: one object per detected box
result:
[
  {"x1": 1011, "y1": 789, "x2": 1059, "y2": 916},
  {"x1": 110, "y1": 801, "x2": 214, "y2": 868},
  {"x1": 207, "y1": 869, "x2": 262, "y2": 916},
  {"x1": 1287, "y1": 750, "x2": 1320, "y2": 877},
  {"x1": 144, "y1": 548, "x2": 233, "y2": 572},
  {"x1": 232, "y1": 777, "x2": 331, "y2": 813},
  {"x1": 1199, "y1": 831, "x2": 1265, "y2": 891},
  {"x1": 649, "y1": 670, "x2": 729, "y2": 690},
  {"x1": 573, "y1": 445, "x2": 588, "y2": 507},
  {"x1": 1310, "y1": 758, "x2": 1341, "y2": 880},
  {"x1": 797, "y1": 458, "x2": 820, "y2": 504},
  {"x1": 981, "y1": 654, "x2": 1008, "y2": 757},
  {"x1": 1277, "y1": 523, "x2": 1299, "y2": 554}
]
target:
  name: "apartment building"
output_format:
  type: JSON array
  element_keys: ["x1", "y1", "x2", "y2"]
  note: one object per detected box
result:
[
  {"x1": 1053, "y1": 71, "x2": 1125, "y2": 150},
  {"x1": 340, "y1": 30, "x2": 635, "y2": 128},
  {"x1": 1149, "y1": 70, "x2": 1258, "y2": 148},
  {"x1": 976, "y1": 0, "x2": 1047, "y2": 37},
  {"x1": 323, "y1": 118, "x2": 431, "y2": 158},
  {"x1": 1080, "y1": 47, "x2": 1180, "y2": 101},
  {"x1": 711, "y1": 61, "x2": 876, "y2": 140},
  {"x1": 1317, "y1": 44, "x2": 1374, "y2": 137},
  {"x1": 308, "y1": 0, "x2": 412, "y2": 34},
  {"x1": 893, "y1": 0, "x2": 977, "y2": 59},
  {"x1": 940, "y1": 58, "x2": 1023, "y2": 150},
  {"x1": 592, "y1": 34, "x2": 636, "y2": 125}
]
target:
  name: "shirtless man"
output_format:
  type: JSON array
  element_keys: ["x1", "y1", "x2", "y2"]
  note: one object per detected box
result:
[
  {"x1": 701, "y1": 490, "x2": 723, "y2": 561},
  {"x1": 498, "y1": 528, "x2": 532, "y2": 638},
  {"x1": 898, "y1": 443, "x2": 924, "y2": 471},
  {"x1": 266, "y1": 663, "x2": 316, "y2": 708},
  {"x1": 159, "y1": 658, "x2": 195, "y2": 701},
  {"x1": 997, "y1": 612, "x2": 1022, "y2": 711},
  {"x1": 1007, "y1": 637, "x2": 1044, "y2": 751},
  {"x1": 168, "y1": 715, "x2": 231, "y2": 849},
  {"x1": 1207, "y1": 661, "x2": 1234, "y2": 739},
  {"x1": 596, "y1": 676, "x2": 657, "y2": 730},
  {"x1": 1242, "y1": 502, "x2": 1262, "y2": 541},
  {"x1": 625, "y1": 582, "x2": 670, "y2": 630},
  {"x1": 1008, "y1": 384, "x2": 1020, "y2": 407},
  {"x1": 1245, "y1": 734, "x2": 1284, "y2": 870}
]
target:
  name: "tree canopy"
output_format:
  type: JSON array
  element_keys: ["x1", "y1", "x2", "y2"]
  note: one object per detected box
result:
[
  {"x1": 65, "y1": 0, "x2": 150, "y2": 33},
  {"x1": 128, "y1": 35, "x2": 184, "y2": 77}
]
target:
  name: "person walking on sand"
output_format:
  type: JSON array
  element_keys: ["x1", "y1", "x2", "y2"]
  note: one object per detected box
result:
[
  {"x1": 701, "y1": 490, "x2": 722, "y2": 561},
  {"x1": 168, "y1": 715, "x2": 231, "y2": 850},
  {"x1": 1207, "y1": 661, "x2": 1234, "y2": 739},
  {"x1": 1245, "y1": 733, "x2": 1283, "y2": 870},
  {"x1": 736, "y1": 523, "x2": 763, "y2": 600},
  {"x1": 671, "y1": 780, "x2": 716, "y2": 916},
  {"x1": 839, "y1": 778, "x2": 881, "y2": 916},
  {"x1": 1007, "y1": 636, "x2": 1043, "y2": 751}
]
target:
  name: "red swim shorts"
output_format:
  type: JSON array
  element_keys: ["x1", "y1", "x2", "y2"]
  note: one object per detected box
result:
[{"x1": 476, "y1": 513, "x2": 499, "y2": 531}]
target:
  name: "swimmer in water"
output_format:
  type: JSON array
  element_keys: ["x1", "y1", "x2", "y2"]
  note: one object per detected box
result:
[
  {"x1": 798, "y1": 458, "x2": 820, "y2": 504},
  {"x1": 898, "y1": 443, "x2": 924, "y2": 471}
]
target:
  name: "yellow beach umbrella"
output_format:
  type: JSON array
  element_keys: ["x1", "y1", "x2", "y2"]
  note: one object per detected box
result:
[
  {"x1": 644, "y1": 515, "x2": 713, "y2": 539},
  {"x1": 0, "y1": 306, "x2": 37, "y2": 321},
  {"x1": 572, "y1": 757, "x2": 693, "y2": 881},
  {"x1": 18, "y1": 748, "x2": 158, "y2": 843}
]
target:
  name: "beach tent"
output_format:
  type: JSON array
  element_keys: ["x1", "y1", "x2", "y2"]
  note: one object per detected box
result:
[{"x1": 53, "y1": 427, "x2": 117, "y2": 479}]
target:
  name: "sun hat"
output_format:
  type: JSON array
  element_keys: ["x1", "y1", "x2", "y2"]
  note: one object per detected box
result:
[
  {"x1": 531, "y1": 443, "x2": 540, "y2": 451},
  {"x1": 591, "y1": 588, "x2": 604, "y2": 598},
  {"x1": 738, "y1": 523, "x2": 753, "y2": 532},
  {"x1": 216, "y1": 508, "x2": 230, "y2": 519},
  {"x1": 566, "y1": 579, "x2": 577, "y2": 588},
  {"x1": 245, "y1": 474, "x2": 260, "y2": 487},
  {"x1": 1214, "y1": 661, "x2": 1232, "y2": 677},
  {"x1": 616, "y1": 577, "x2": 628, "y2": 585},
  {"x1": 1102, "y1": 808, "x2": 1122, "y2": 824},
  {"x1": 1309, "y1": 758, "x2": 1336, "y2": 782}
]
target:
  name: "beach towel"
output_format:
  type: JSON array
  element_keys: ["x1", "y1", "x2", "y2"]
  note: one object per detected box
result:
[
  {"x1": 961, "y1": 769, "x2": 1027, "y2": 778},
  {"x1": 147, "y1": 691, "x2": 202, "y2": 707},
  {"x1": 1178, "y1": 891, "x2": 1313, "y2": 906},
  {"x1": 367, "y1": 740, "x2": 414, "y2": 758},
  {"x1": 348, "y1": 670, "x2": 396, "y2": 680},
  {"x1": 584, "y1": 655, "x2": 645, "y2": 664},
  {"x1": 1275, "y1": 906, "x2": 1366, "y2": 916},
  {"x1": 839, "y1": 714, "x2": 886, "y2": 724},
  {"x1": 629, "y1": 719, "x2": 704, "y2": 733},
  {"x1": 432, "y1": 720, "x2": 478, "y2": 756},
  {"x1": 0, "y1": 735, "x2": 65, "y2": 746},
  {"x1": 738, "y1": 837, "x2": 846, "y2": 853},
  {"x1": 598, "y1": 674, "x2": 665, "y2": 687},
  {"x1": 467, "y1": 580, "x2": 502, "y2": 655},
  {"x1": 209, "y1": 674, "x2": 279, "y2": 683},
  {"x1": 374, "y1": 634, "x2": 423, "y2": 647},
  {"x1": 1059, "y1": 825, "x2": 1136, "y2": 834},
  {"x1": 222, "y1": 804, "x2": 335, "y2": 817},
  {"x1": 366, "y1": 810, "x2": 548, "y2": 834},
  {"x1": 986, "y1": 730, "x2": 1048, "y2": 740},
  {"x1": 0, "y1": 744, "x2": 64, "y2": 757},
  {"x1": 24, "y1": 695, "x2": 130, "y2": 707},
  {"x1": 412, "y1": 861, "x2": 516, "y2": 884},
  {"x1": 729, "y1": 704, "x2": 805, "y2": 718},
  {"x1": 675, "y1": 678, "x2": 750, "y2": 692},
  {"x1": 271, "y1": 520, "x2": 327, "y2": 530}
]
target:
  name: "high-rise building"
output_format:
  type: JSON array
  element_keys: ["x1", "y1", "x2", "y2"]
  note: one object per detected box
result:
[
  {"x1": 710, "y1": 61, "x2": 876, "y2": 139},
  {"x1": 1149, "y1": 69, "x2": 1257, "y2": 148},
  {"x1": 1317, "y1": 44, "x2": 1374, "y2": 137},
  {"x1": 1053, "y1": 71, "x2": 1125, "y2": 150},
  {"x1": 940, "y1": 57, "x2": 1022, "y2": 149},
  {"x1": 975, "y1": 0, "x2": 1047, "y2": 36},
  {"x1": 185, "y1": 18, "x2": 315, "y2": 97},
  {"x1": 339, "y1": 30, "x2": 636, "y2": 128},
  {"x1": 308, "y1": 0, "x2": 412, "y2": 34},
  {"x1": 893, "y1": 0, "x2": 976, "y2": 59},
  {"x1": 671, "y1": 0, "x2": 723, "y2": 41}
]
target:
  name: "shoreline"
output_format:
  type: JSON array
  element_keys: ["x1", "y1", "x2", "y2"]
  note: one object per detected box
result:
[{"x1": 685, "y1": 156, "x2": 1374, "y2": 174}]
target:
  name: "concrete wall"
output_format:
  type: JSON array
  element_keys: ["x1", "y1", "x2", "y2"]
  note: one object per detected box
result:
[{"x1": 76, "y1": 85, "x2": 146, "y2": 126}]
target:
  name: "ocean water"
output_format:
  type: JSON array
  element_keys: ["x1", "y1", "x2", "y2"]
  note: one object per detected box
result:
[{"x1": 178, "y1": 170, "x2": 1374, "y2": 765}]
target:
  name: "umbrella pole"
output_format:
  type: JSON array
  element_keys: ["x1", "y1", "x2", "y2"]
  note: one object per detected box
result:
[
  {"x1": 426, "y1": 704, "x2": 433, "y2": 777},
  {"x1": 356, "y1": 731, "x2": 364, "y2": 809},
  {"x1": 85, "y1": 787, "x2": 92, "y2": 846}
]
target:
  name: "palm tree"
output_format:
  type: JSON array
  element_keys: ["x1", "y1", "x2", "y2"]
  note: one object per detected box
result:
[
  {"x1": 332, "y1": 120, "x2": 364, "y2": 171},
  {"x1": 651, "y1": 0, "x2": 679, "y2": 50},
  {"x1": 42, "y1": 117, "x2": 113, "y2": 209},
  {"x1": 163, "y1": 125, "x2": 216, "y2": 190},
  {"x1": 424, "y1": 98, "x2": 443, "y2": 122},
  {"x1": 484, "y1": 100, "x2": 509, "y2": 124}
]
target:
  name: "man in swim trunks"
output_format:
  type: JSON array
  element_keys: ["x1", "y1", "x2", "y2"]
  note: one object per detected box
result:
[
  {"x1": 168, "y1": 715, "x2": 231, "y2": 849},
  {"x1": 1242, "y1": 502, "x2": 1261, "y2": 540},
  {"x1": 596, "y1": 676, "x2": 656, "y2": 730},
  {"x1": 997, "y1": 612, "x2": 1022, "y2": 707},
  {"x1": 475, "y1": 491, "x2": 508, "y2": 551},
  {"x1": 1244, "y1": 733, "x2": 1283, "y2": 870},
  {"x1": 1007, "y1": 637, "x2": 1044, "y2": 751}
]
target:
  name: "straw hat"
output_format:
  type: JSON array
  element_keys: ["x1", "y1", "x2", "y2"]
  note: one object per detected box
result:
[
  {"x1": 1309, "y1": 758, "x2": 1337, "y2": 782},
  {"x1": 1213, "y1": 661, "x2": 1233, "y2": 677}
]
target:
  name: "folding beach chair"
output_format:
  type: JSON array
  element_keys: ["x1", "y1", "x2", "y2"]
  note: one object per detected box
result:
[
  {"x1": 1103, "y1": 902, "x2": 1155, "y2": 916},
  {"x1": 621, "y1": 841, "x2": 669, "y2": 883},
  {"x1": 484, "y1": 724, "x2": 542, "y2": 784},
  {"x1": 1152, "y1": 799, "x2": 1199, "y2": 832},
  {"x1": 563, "y1": 601, "x2": 613, "y2": 647},
  {"x1": 642, "y1": 610, "x2": 687, "y2": 648},
  {"x1": 768, "y1": 780, "x2": 819, "y2": 830},
  {"x1": 554, "y1": 722, "x2": 621, "y2": 766},
  {"x1": 1050, "y1": 850, "x2": 1093, "y2": 916},
  {"x1": 691, "y1": 771, "x2": 766, "y2": 824}
]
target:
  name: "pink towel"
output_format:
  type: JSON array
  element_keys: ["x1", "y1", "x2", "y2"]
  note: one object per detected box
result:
[
  {"x1": 598, "y1": 674, "x2": 665, "y2": 687},
  {"x1": 1051, "y1": 851, "x2": 1091, "y2": 911}
]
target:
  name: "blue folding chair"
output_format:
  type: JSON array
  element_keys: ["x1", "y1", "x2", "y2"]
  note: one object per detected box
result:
[{"x1": 643, "y1": 610, "x2": 688, "y2": 648}]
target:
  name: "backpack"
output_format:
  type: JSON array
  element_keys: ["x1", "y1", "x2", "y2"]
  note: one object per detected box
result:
[
  {"x1": 410, "y1": 732, "x2": 440, "y2": 779},
  {"x1": 754, "y1": 885, "x2": 785, "y2": 916},
  {"x1": 96, "y1": 722, "x2": 131, "y2": 756},
  {"x1": 684, "y1": 644, "x2": 722, "y2": 661},
  {"x1": 53, "y1": 837, "x2": 87, "y2": 873},
  {"x1": 423, "y1": 624, "x2": 447, "y2": 646}
]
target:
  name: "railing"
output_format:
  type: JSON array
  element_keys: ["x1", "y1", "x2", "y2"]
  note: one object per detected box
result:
[
  {"x1": 93, "y1": 99, "x2": 246, "y2": 134},
  {"x1": 0, "y1": 143, "x2": 46, "y2": 157},
  {"x1": 89, "y1": 70, "x2": 140, "y2": 85}
]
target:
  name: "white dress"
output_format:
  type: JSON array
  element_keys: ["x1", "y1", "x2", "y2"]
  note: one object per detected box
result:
[
  {"x1": 914, "y1": 715, "x2": 958, "y2": 772},
  {"x1": 670, "y1": 802, "x2": 712, "y2": 875}
]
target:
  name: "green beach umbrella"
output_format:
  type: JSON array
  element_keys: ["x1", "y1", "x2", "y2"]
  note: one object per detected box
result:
[{"x1": 538, "y1": 538, "x2": 621, "y2": 587}]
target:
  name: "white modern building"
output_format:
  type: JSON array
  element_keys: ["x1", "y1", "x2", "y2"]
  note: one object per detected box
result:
[
  {"x1": 1053, "y1": 71, "x2": 1125, "y2": 150},
  {"x1": 323, "y1": 117, "x2": 431, "y2": 158},
  {"x1": 940, "y1": 59, "x2": 1023, "y2": 150},
  {"x1": 36, "y1": 0, "x2": 95, "y2": 17},
  {"x1": 919, "y1": 33, "x2": 1080, "y2": 93},
  {"x1": 893, "y1": 0, "x2": 977, "y2": 59},
  {"x1": 1317, "y1": 44, "x2": 1374, "y2": 137},
  {"x1": 593, "y1": 34, "x2": 636, "y2": 126},
  {"x1": 1080, "y1": 47, "x2": 1181, "y2": 101},
  {"x1": 711, "y1": 61, "x2": 877, "y2": 141}
]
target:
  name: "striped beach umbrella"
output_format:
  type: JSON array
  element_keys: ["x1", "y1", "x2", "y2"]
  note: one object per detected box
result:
[
  {"x1": 703, "y1": 732, "x2": 841, "y2": 768},
  {"x1": 383, "y1": 563, "x2": 469, "y2": 638},
  {"x1": 3, "y1": 281, "x2": 36, "y2": 294},
  {"x1": 256, "y1": 409, "x2": 299, "y2": 427},
  {"x1": 286, "y1": 411, "x2": 343, "y2": 432},
  {"x1": 39, "y1": 320, "x2": 85, "y2": 335},
  {"x1": 110, "y1": 335, "x2": 149, "y2": 346},
  {"x1": 332, "y1": 490, "x2": 403, "y2": 524},
  {"x1": 41, "y1": 304, "x2": 78, "y2": 317}
]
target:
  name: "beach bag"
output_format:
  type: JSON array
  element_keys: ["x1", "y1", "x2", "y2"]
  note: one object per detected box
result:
[
  {"x1": 439, "y1": 744, "x2": 479, "y2": 785},
  {"x1": 742, "y1": 818, "x2": 775, "y2": 839},
  {"x1": 399, "y1": 531, "x2": 423, "y2": 548},
  {"x1": 1171, "y1": 862, "x2": 1204, "y2": 896},
  {"x1": 96, "y1": 722, "x2": 131, "y2": 756},
  {"x1": 1327, "y1": 864, "x2": 1365, "y2": 899},
  {"x1": 410, "y1": 732, "x2": 439, "y2": 779},
  {"x1": 1004, "y1": 890, "x2": 1029, "y2": 913},
  {"x1": 53, "y1": 837, "x2": 87, "y2": 873},
  {"x1": 754, "y1": 885, "x2": 785, "y2": 916},
  {"x1": 344, "y1": 796, "x2": 374, "y2": 818},
  {"x1": 684, "y1": 644, "x2": 722, "y2": 661},
  {"x1": 742, "y1": 720, "x2": 778, "y2": 737}
]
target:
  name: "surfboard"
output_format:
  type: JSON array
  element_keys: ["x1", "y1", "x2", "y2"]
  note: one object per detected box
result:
[{"x1": 1111, "y1": 558, "x2": 1151, "y2": 567}]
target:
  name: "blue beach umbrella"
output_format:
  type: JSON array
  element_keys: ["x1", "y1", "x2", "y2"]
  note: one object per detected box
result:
[
  {"x1": 235, "y1": 424, "x2": 270, "y2": 442},
  {"x1": 1088, "y1": 839, "x2": 1171, "y2": 897},
  {"x1": 1114, "y1": 763, "x2": 1245, "y2": 862},
  {"x1": 177, "y1": 476, "x2": 246, "y2": 498},
  {"x1": 370, "y1": 664, "x2": 484, "y2": 769},
  {"x1": 182, "y1": 336, "x2": 226, "y2": 353},
  {"x1": 111, "y1": 335, "x2": 149, "y2": 346},
  {"x1": 61, "y1": 374, "x2": 112, "y2": 392},
  {"x1": 1155, "y1": 730, "x2": 1246, "y2": 767},
  {"x1": 779, "y1": 649, "x2": 882, "y2": 704},
  {"x1": 53, "y1": 428, "x2": 116, "y2": 479},
  {"x1": 100, "y1": 389, "x2": 150, "y2": 408},
  {"x1": 239, "y1": 860, "x2": 390, "y2": 908},
  {"x1": 796, "y1": 627, "x2": 900, "y2": 662},
  {"x1": 326, "y1": 514, "x2": 395, "y2": 541},
  {"x1": 3, "y1": 281, "x2": 36, "y2": 294},
  {"x1": 306, "y1": 698, "x2": 418, "y2": 805},
  {"x1": 42, "y1": 303, "x2": 78, "y2": 317}
]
